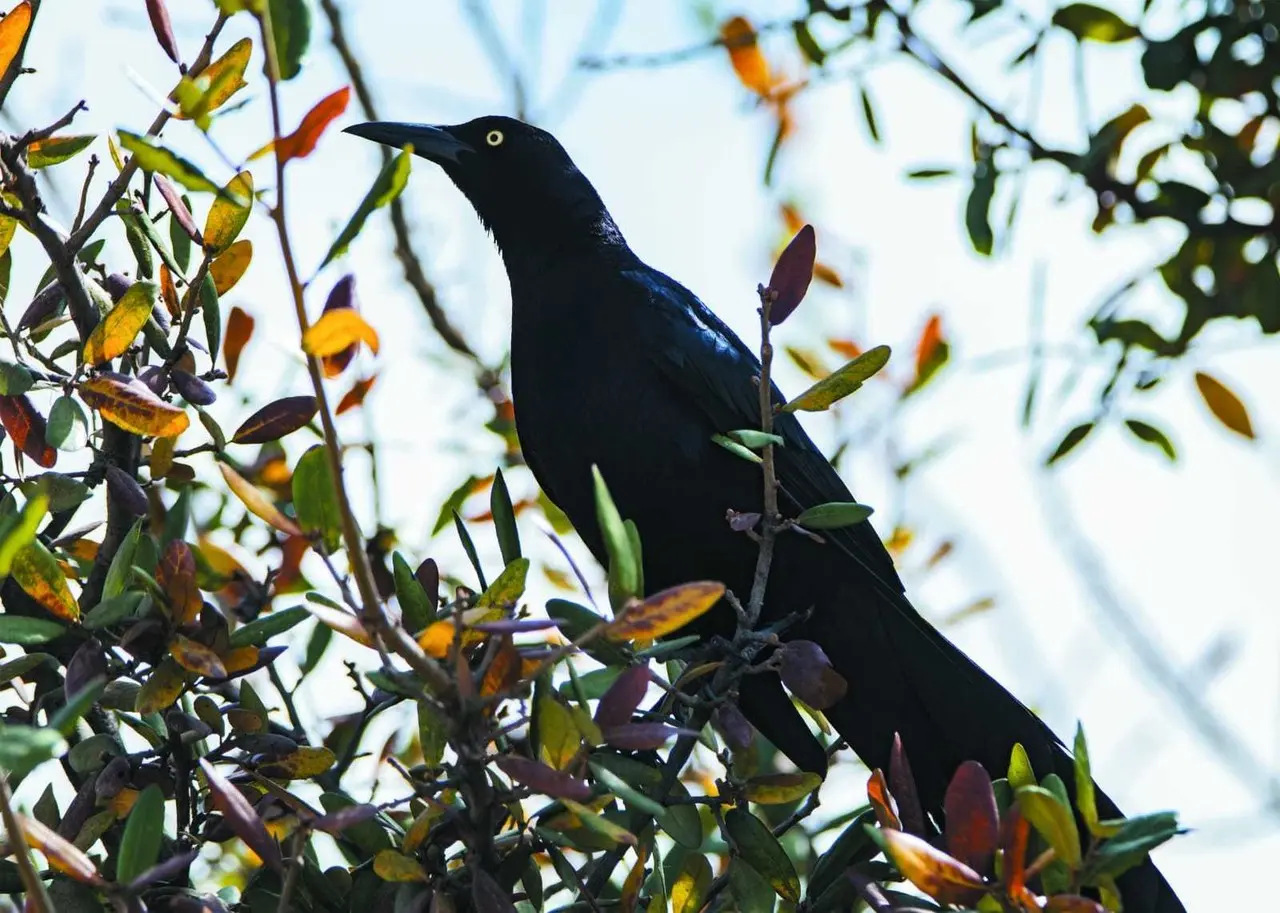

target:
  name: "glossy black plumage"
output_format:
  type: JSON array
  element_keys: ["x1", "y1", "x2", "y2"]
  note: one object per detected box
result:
[{"x1": 345, "y1": 116, "x2": 1184, "y2": 913}]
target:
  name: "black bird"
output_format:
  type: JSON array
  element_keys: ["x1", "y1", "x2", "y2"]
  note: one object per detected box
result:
[{"x1": 346, "y1": 116, "x2": 1184, "y2": 912}]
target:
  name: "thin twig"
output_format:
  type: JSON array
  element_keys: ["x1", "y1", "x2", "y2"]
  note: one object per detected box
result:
[
  {"x1": 746, "y1": 286, "x2": 779, "y2": 626},
  {"x1": 257, "y1": 10, "x2": 451, "y2": 697},
  {"x1": 66, "y1": 12, "x2": 228, "y2": 255},
  {"x1": 15, "y1": 99, "x2": 87, "y2": 150},
  {"x1": 71, "y1": 153, "x2": 98, "y2": 233}
]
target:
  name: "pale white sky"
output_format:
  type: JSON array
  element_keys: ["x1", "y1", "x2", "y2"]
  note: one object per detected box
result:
[{"x1": 7, "y1": 1, "x2": 1280, "y2": 908}]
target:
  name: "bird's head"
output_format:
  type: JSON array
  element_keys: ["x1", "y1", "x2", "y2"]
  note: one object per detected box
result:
[{"x1": 344, "y1": 115, "x2": 626, "y2": 266}]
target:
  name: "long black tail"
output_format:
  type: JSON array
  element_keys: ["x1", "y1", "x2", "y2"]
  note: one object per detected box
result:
[{"x1": 742, "y1": 579, "x2": 1185, "y2": 913}]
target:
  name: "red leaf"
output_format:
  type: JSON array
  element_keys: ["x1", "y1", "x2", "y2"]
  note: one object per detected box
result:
[
  {"x1": 274, "y1": 86, "x2": 351, "y2": 163},
  {"x1": 767, "y1": 224, "x2": 816, "y2": 324},
  {"x1": 144, "y1": 0, "x2": 180, "y2": 63},
  {"x1": 867, "y1": 768, "x2": 901, "y2": 829},
  {"x1": 889, "y1": 733, "x2": 926, "y2": 837},
  {"x1": 198, "y1": 759, "x2": 282, "y2": 871},
  {"x1": 778, "y1": 639, "x2": 846, "y2": 709},
  {"x1": 602, "y1": 722, "x2": 688, "y2": 750},
  {"x1": 496, "y1": 755, "x2": 591, "y2": 801},
  {"x1": 594, "y1": 665, "x2": 651, "y2": 730},
  {"x1": 224, "y1": 305, "x2": 255, "y2": 383},
  {"x1": 0, "y1": 394, "x2": 56, "y2": 467},
  {"x1": 944, "y1": 760, "x2": 999, "y2": 875}
]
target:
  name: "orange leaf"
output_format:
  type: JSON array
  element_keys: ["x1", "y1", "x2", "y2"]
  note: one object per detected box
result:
[
  {"x1": 606, "y1": 581, "x2": 724, "y2": 642},
  {"x1": 914, "y1": 313, "x2": 946, "y2": 383},
  {"x1": 0, "y1": 2, "x2": 32, "y2": 76},
  {"x1": 158, "y1": 540, "x2": 202, "y2": 625},
  {"x1": 84, "y1": 280, "x2": 158, "y2": 364},
  {"x1": 224, "y1": 305, "x2": 255, "y2": 382},
  {"x1": 0, "y1": 393, "x2": 56, "y2": 467},
  {"x1": 159, "y1": 264, "x2": 180, "y2": 320},
  {"x1": 828, "y1": 338, "x2": 862, "y2": 360},
  {"x1": 1194, "y1": 371, "x2": 1254, "y2": 439},
  {"x1": 302, "y1": 308, "x2": 379, "y2": 358},
  {"x1": 171, "y1": 634, "x2": 227, "y2": 679},
  {"x1": 209, "y1": 238, "x2": 252, "y2": 295},
  {"x1": 302, "y1": 600, "x2": 373, "y2": 647},
  {"x1": 336, "y1": 374, "x2": 377, "y2": 415},
  {"x1": 878, "y1": 828, "x2": 986, "y2": 906},
  {"x1": 266, "y1": 86, "x2": 351, "y2": 163},
  {"x1": 867, "y1": 768, "x2": 902, "y2": 829},
  {"x1": 79, "y1": 373, "x2": 190, "y2": 438},
  {"x1": 11, "y1": 540, "x2": 79, "y2": 622},
  {"x1": 720, "y1": 16, "x2": 772, "y2": 95},
  {"x1": 221, "y1": 645, "x2": 259, "y2": 675},
  {"x1": 219, "y1": 461, "x2": 302, "y2": 536},
  {"x1": 480, "y1": 636, "x2": 520, "y2": 699},
  {"x1": 135, "y1": 656, "x2": 188, "y2": 714},
  {"x1": 19, "y1": 814, "x2": 102, "y2": 886},
  {"x1": 417, "y1": 607, "x2": 494, "y2": 658}
]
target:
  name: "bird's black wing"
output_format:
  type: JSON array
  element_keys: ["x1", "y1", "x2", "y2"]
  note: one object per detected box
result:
[{"x1": 626, "y1": 267, "x2": 906, "y2": 594}]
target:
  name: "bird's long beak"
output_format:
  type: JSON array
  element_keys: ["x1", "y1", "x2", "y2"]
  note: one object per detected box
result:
[{"x1": 343, "y1": 122, "x2": 474, "y2": 163}]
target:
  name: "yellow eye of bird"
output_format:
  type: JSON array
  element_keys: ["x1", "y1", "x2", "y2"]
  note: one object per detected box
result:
[{"x1": 486, "y1": 130, "x2": 504, "y2": 147}]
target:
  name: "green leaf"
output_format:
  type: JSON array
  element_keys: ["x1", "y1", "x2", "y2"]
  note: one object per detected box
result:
[
  {"x1": 393, "y1": 552, "x2": 435, "y2": 633},
  {"x1": 795, "y1": 501, "x2": 874, "y2": 529},
  {"x1": 47, "y1": 395, "x2": 89, "y2": 451},
  {"x1": 724, "y1": 808, "x2": 800, "y2": 902},
  {"x1": 587, "y1": 759, "x2": 665, "y2": 817},
  {"x1": 453, "y1": 510, "x2": 487, "y2": 591},
  {"x1": 1124, "y1": 419, "x2": 1176, "y2": 461},
  {"x1": 1017, "y1": 784, "x2": 1081, "y2": 869},
  {"x1": 82, "y1": 593, "x2": 145, "y2": 630},
  {"x1": 1083, "y1": 812, "x2": 1181, "y2": 880},
  {"x1": 807, "y1": 808, "x2": 877, "y2": 900},
  {"x1": 0, "y1": 652, "x2": 53, "y2": 686},
  {"x1": 1007, "y1": 742, "x2": 1035, "y2": 789},
  {"x1": 417, "y1": 698, "x2": 448, "y2": 768},
  {"x1": 28, "y1": 135, "x2": 96, "y2": 169},
  {"x1": 906, "y1": 167, "x2": 956, "y2": 180},
  {"x1": 592, "y1": 466, "x2": 638, "y2": 611},
  {"x1": 858, "y1": 83, "x2": 880, "y2": 144},
  {"x1": 965, "y1": 160, "x2": 997, "y2": 256},
  {"x1": 1046, "y1": 422, "x2": 1095, "y2": 466},
  {"x1": 320, "y1": 147, "x2": 411, "y2": 269},
  {"x1": 292, "y1": 445, "x2": 341, "y2": 553},
  {"x1": 672, "y1": 852, "x2": 712, "y2": 913},
  {"x1": 21, "y1": 473, "x2": 89, "y2": 512},
  {"x1": 781, "y1": 345, "x2": 891, "y2": 413},
  {"x1": 792, "y1": 20, "x2": 824, "y2": 65},
  {"x1": 0, "y1": 359, "x2": 33, "y2": 395},
  {"x1": 0, "y1": 490, "x2": 48, "y2": 577},
  {"x1": 170, "y1": 201, "x2": 193, "y2": 273},
  {"x1": 712, "y1": 433, "x2": 762, "y2": 463},
  {"x1": 0, "y1": 615, "x2": 66, "y2": 645},
  {"x1": 230, "y1": 606, "x2": 309, "y2": 648},
  {"x1": 50, "y1": 679, "x2": 105, "y2": 737},
  {"x1": 117, "y1": 131, "x2": 220, "y2": 194},
  {"x1": 727, "y1": 429, "x2": 785, "y2": 450},
  {"x1": 476, "y1": 557, "x2": 529, "y2": 608},
  {"x1": 319, "y1": 793, "x2": 393, "y2": 856},
  {"x1": 103, "y1": 518, "x2": 145, "y2": 601},
  {"x1": 490, "y1": 468, "x2": 522, "y2": 566},
  {"x1": 1052, "y1": 3, "x2": 1140, "y2": 42},
  {"x1": 268, "y1": 0, "x2": 311, "y2": 80},
  {"x1": 0, "y1": 722, "x2": 66, "y2": 778},
  {"x1": 729, "y1": 859, "x2": 776, "y2": 913},
  {"x1": 201, "y1": 271, "x2": 221, "y2": 363}
]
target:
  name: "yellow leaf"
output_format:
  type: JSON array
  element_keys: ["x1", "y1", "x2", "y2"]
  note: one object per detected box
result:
[
  {"x1": 0, "y1": 210, "x2": 17, "y2": 259},
  {"x1": 416, "y1": 607, "x2": 494, "y2": 659},
  {"x1": 221, "y1": 645, "x2": 259, "y2": 674},
  {"x1": 170, "y1": 635, "x2": 227, "y2": 679},
  {"x1": 743, "y1": 772, "x2": 823, "y2": 805},
  {"x1": 218, "y1": 461, "x2": 302, "y2": 536},
  {"x1": 1194, "y1": 371, "x2": 1254, "y2": 439},
  {"x1": 83, "y1": 281, "x2": 158, "y2": 364},
  {"x1": 373, "y1": 848, "x2": 426, "y2": 883},
  {"x1": 135, "y1": 656, "x2": 188, "y2": 714},
  {"x1": 720, "y1": 16, "x2": 772, "y2": 95},
  {"x1": 172, "y1": 36, "x2": 250, "y2": 120},
  {"x1": 260, "y1": 746, "x2": 337, "y2": 779},
  {"x1": 79, "y1": 374, "x2": 190, "y2": 438},
  {"x1": 107, "y1": 788, "x2": 139, "y2": 818},
  {"x1": 878, "y1": 828, "x2": 985, "y2": 906},
  {"x1": 11, "y1": 539, "x2": 79, "y2": 622},
  {"x1": 0, "y1": 1, "x2": 32, "y2": 76},
  {"x1": 302, "y1": 600, "x2": 373, "y2": 648},
  {"x1": 402, "y1": 796, "x2": 452, "y2": 853},
  {"x1": 476, "y1": 557, "x2": 529, "y2": 608},
  {"x1": 302, "y1": 308, "x2": 380, "y2": 358},
  {"x1": 606, "y1": 581, "x2": 724, "y2": 642},
  {"x1": 536, "y1": 691, "x2": 581, "y2": 770},
  {"x1": 210, "y1": 238, "x2": 252, "y2": 295},
  {"x1": 204, "y1": 171, "x2": 253, "y2": 253}
]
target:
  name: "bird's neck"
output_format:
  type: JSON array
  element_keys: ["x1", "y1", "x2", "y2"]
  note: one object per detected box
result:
[{"x1": 498, "y1": 208, "x2": 638, "y2": 277}]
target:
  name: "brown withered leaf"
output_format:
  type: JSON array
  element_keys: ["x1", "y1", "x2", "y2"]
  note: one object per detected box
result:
[
  {"x1": 170, "y1": 635, "x2": 227, "y2": 679},
  {"x1": 1194, "y1": 371, "x2": 1254, "y2": 439},
  {"x1": 0, "y1": 394, "x2": 57, "y2": 467},
  {"x1": 144, "y1": 0, "x2": 179, "y2": 63},
  {"x1": 231, "y1": 395, "x2": 318, "y2": 444},
  {"x1": 496, "y1": 755, "x2": 591, "y2": 801},
  {"x1": 19, "y1": 813, "x2": 103, "y2": 886},
  {"x1": 606, "y1": 581, "x2": 724, "y2": 642},
  {"x1": 154, "y1": 174, "x2": 200, "y2": 244},
  {"x1": 79, "y1": 373, "x2": 190, "y2": 438},
  {"x1": 158, "y1": 540, "x2": 202, "y2": 625},
  {"x1": 224, "y1": 305, "x2": 255, "y2": 383},
  {"x1": 219, "y1": 461, "x2": 301, "y2": 536},
  {"x1": 336, "y1": 374, "x2": 377, "y2": 415},
  {"x1": 593, "y1": 664, "x2": 650, "y2": 729}
]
